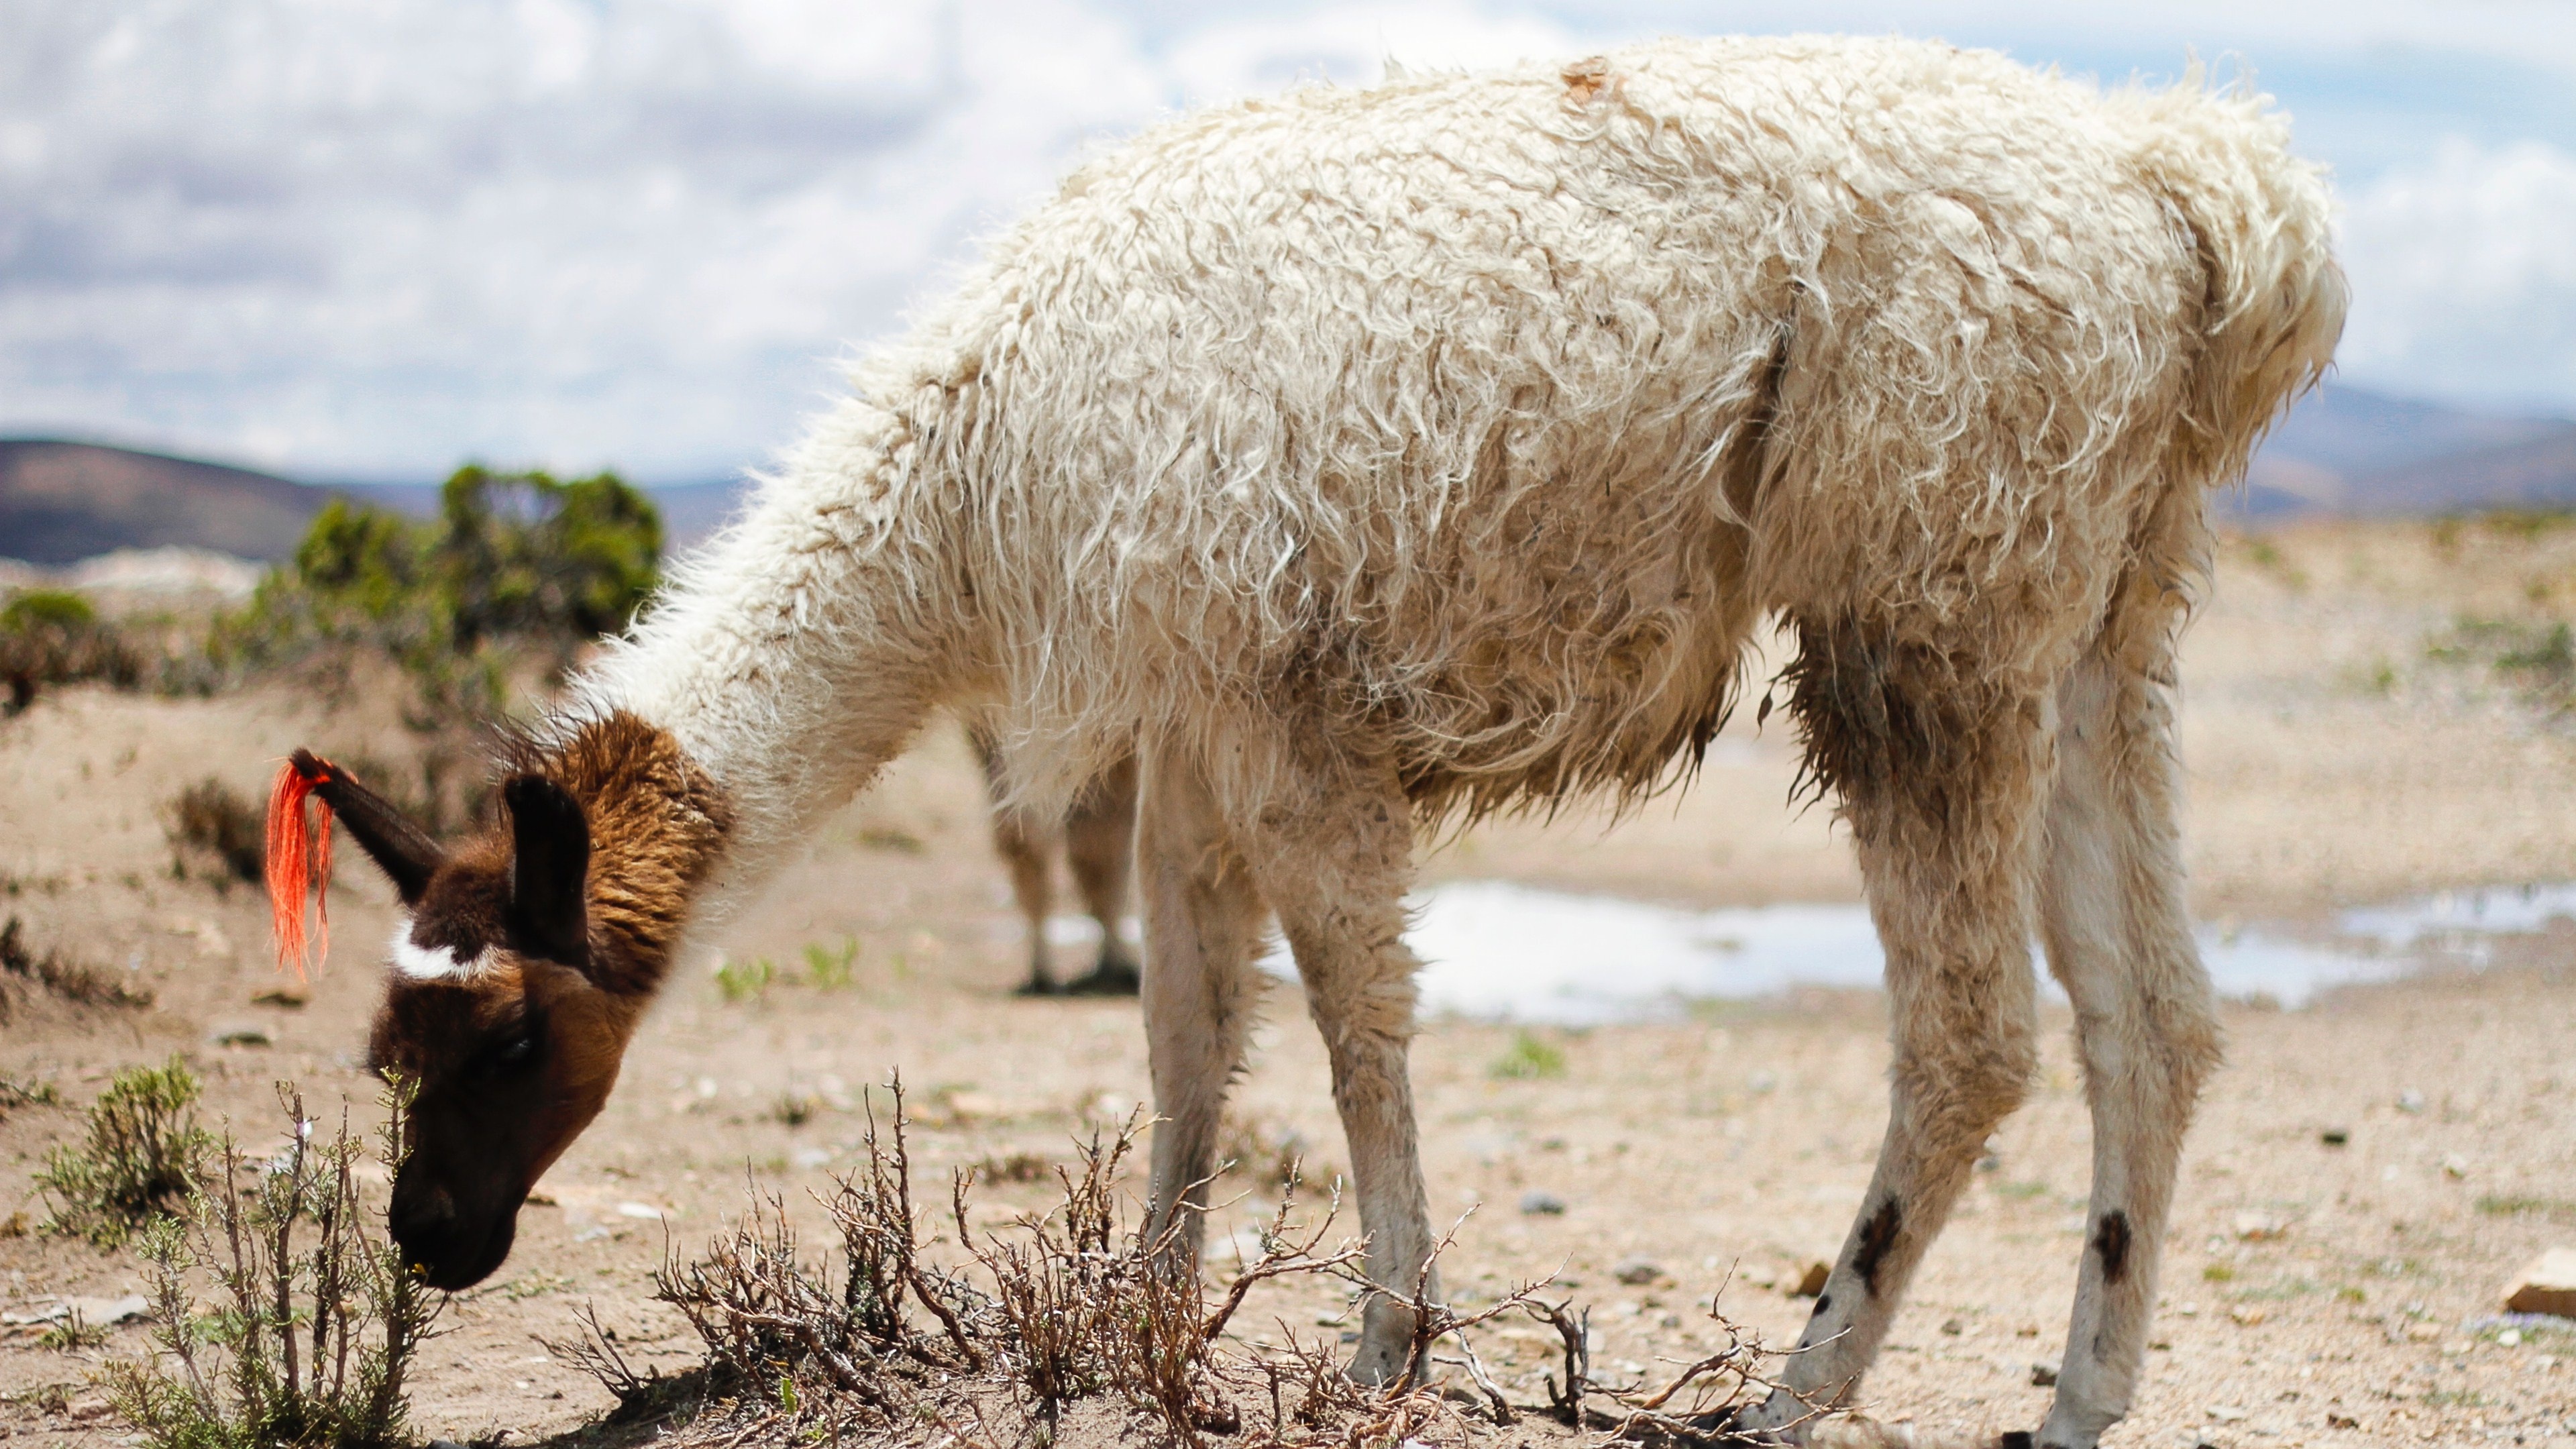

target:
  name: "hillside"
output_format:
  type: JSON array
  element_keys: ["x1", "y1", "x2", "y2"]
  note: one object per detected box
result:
[
  {"x1": 2237, "y1": 384, "x2": 2576, "y2": 519},
  {"x1": 0, "y1": 439, "x2": 746, "y2": 566},
  {"x1": 0, "y1": 439, "x2": 325, "y2": 565}
]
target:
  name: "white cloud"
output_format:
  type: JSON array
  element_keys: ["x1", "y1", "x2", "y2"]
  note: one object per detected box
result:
[
  {"x1": 2335, "y1": 138, "x2": 2576, "y2": 411},
  {"x1": 3, "y1": 0, "x2": 2573, "y2": 480}
]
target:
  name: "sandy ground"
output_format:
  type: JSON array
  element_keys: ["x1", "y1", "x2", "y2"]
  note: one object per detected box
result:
[{"x1": 5, "y1": 519, "x2": 2576, "y2": 1446}]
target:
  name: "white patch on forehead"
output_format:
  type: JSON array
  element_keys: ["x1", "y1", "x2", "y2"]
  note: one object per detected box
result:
[{"x1": 388, "y1": 925, "x2": 490, "y2": 981}]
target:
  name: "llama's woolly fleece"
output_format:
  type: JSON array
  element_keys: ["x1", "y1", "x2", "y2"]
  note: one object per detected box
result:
[{"x1": 583, "y1": 33, "x2": 2343, "y2": 885}]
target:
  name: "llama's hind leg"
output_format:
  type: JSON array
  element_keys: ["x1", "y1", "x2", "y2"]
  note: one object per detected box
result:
[
  {"x1": 2033, "y1": 636, "x2": 2221, "y2": 1449},
  {"x1": 1735, "y1": 631, "x2": 2050, "y2": 1436},
  {"x1": 1228, "y1": 744, "x2": 1435, "y2": 1386},
  {"x1": 1063, "y1": 751, "x2": 1142, "y2": 994},
  {"x1": 1136, "y1": 749, "x2": 1267, "y2": 1267}
]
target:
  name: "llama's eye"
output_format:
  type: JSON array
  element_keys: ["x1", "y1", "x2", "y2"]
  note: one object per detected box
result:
[{"x1": 493, "y1": 1034, "x2": 538, "y2": 1067}]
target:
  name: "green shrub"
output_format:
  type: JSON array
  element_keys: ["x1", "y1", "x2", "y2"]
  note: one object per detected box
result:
[
  {"x1": 105, "y1": 1079, "x2": 445, "y2": 1449},
  {"x1": 0, "y1": 586, "x2": 142, "y2": 714},
  {"x1": 38, "y1": 1057, "x2": 213, "y2": 1246},
  {"x1": 1488, "y1": 1029, "x2": 1568, "y2": 1080}
]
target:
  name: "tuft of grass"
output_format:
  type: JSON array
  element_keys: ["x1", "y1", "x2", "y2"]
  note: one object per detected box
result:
[
  {"x1": 0, "y1": 915, "x2": 152, "y2": 1018},
  {"x1": 1489, "y1": 1029, "x2": 1567, "y2": 1081},
  {"x1": 37, "y1": 1311, "x2": 111, "y2": 1352},
  {"x1": 104, "y1": 1079, "x2": 446, "y2": 1449},
  {"x1": 0, "y1": 1071, "x2": 60, "y2": 1118},
  {"x1": 2202, "y1": 1263, "x2": 2236, "y2": 1283},
  {"x1": 802, "y1": 938, "x2": 859, "y2": 989},
  {"x1": 2475, "y1": 1193, "x2": 2576, "y2": 1220},
  {"x1": 769, "y1": 1092, "x2": 818, "y2": 1128},
  {"x1": 712, "y1": 955, "x2": 776, "y2": 1004},
  {"x1": 37, "y1": 1056, "x2": 212, "y2": 1246},
  {"x1": 165, "y1": 777, "x2": 265, "y2": 886}
]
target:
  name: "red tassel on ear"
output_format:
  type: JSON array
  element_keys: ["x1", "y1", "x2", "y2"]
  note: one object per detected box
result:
[{"x1": 267, "y1": 755, "x2": 337, "y2": 979}]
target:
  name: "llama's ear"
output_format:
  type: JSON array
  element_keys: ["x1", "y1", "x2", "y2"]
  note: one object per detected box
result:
[
  {"x1": 503, "y1": 773, "x2": 590, "y2": 968},
  {"x1": 305, "y1": 751, "x2": 445, "y2": 904}
]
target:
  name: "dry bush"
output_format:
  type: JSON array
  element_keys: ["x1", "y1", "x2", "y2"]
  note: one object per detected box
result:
[
  {"x1": 165, "y1": 777, "x2": 266, "y2": 886},
  {"x1": 36, "y1": 1055, "x2": 211, "y2": 1246},
  {"x1": 104, "y1": 1079, "x2": 445, "y2": 1449},
  {"x1": 586, "y1": 1078, "x2": 1821, "y2": 1449},
  {"x1": 1216, "y1": 1115, "x2": 1312, "y2": 1193},
  {"x1": 0, "y1": 914, "x2": 153, "y2": 1019}
]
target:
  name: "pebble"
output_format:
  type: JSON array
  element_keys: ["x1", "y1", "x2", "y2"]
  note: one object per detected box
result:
[
  {"x1": 2029, "y1": 1362, "x2": 2057, "y2": 1387},
  {"x1": 1939, "y1": 1318, "x2": 1964, "y2": 1336},
  {"x1": 2397, "y1": 1089, "x2": 2426, "y2": 1113},
  {"x1": 2504, "y1": 1247, "x2": 2576, "y2": 1317},
  {"x1": 2232, "y1": 1210, "x2": 2290, "y2": 1240},
  {"x1": 2207, "y1": 1403, "x2": 2249, "y2": 1423},
  {"x1": 1518, "y1": 1190, "x2": 1566, "y2": 1216},
  {"x1": 1613, "y1": 1256, "x2": 1662, "y2": 1285},
  {"x1": 1790, "y1": 1261, "x2": 1831, "y2": 1298}
]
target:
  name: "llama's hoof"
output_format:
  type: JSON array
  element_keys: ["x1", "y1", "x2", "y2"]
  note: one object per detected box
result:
[{"x1": 1063, "y1": 957, "x2": 1141, "y2": 996}]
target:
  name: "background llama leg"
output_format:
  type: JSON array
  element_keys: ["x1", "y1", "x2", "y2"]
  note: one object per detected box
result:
[
  {"x1": 1737, "y1": 633, "x2": 2052, "y2": 1433},
  {"x1": 1135, "y1": 750, "x2": 1267, "y2": 1266},
  {"x1": 970, "y1": 723, "x2": 1067, "y2": 994},
  {"x1": 1061, "y1": 751, "x2": 1141, "y2": 994},
  {"x1": 2033, "y1": 620, "x2": 2222, "y2": 1449}
]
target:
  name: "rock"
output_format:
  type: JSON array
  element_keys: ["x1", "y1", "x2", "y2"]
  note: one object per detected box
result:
[
  {"x1": 2443, "y1": 1155, "x2": 2469, "y2": 1180},
  {"x1": 2229, "y1": 1303, "x2": 2267, "y2": 1326},
  {"x1": 1613, "y1": 1256, "x2": 1663, "y2": 1285},
  {"x1": 2232, "y1": 1210, "x2": 2290, "y2": 1240},
  {"x1": 1939, "y1": 1318, "x2": 1964, "y2": 1336},
  {"x1": 2029, "y1": 1361, "x2": 2057, "y2": 1387},
  {"x1": 1790, "y1": 1260, "x2": 1831, "y2": 1297},
  {"x1": 2207, "y1": 1403, "x2": 2249, "y2": 1422},
  {"x1": 2396, "y1": 1089, "x2": 2426, "y2": 1113},
  {"x1": 2325, "y1": 1411, "x2": 2360, "y2": 1430},
  {"x1": 1519, "y1": 1190, "x2": 1567, "y2": 1216},
  {"x1": 1, "y1": 1293, "x2": 148, "y2": 1328},
  {"x1": 614, "y1": 1201, "x2": 665, "y2": 1220},
  {"x1": 2504, "y1": 1247, "x2": 2576, "y2": 1316}
]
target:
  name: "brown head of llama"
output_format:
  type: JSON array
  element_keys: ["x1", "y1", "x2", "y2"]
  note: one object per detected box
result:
[{"x1": 272, "y1": 719, "x2": 726, "y2": 1289}]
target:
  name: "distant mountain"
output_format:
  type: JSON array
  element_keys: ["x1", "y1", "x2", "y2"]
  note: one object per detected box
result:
[
  {"x1": 0, "y1": 439, "x2": 325, "y2": 565},
  {"x1": 0, "y1": 438, "x2": 748, "y2": 566},
  {"x1": 2237, "y1": 386, "x2": 2576, "y2": 521}
]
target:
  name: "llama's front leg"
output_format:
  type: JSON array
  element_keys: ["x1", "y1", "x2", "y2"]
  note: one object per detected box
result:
[
  {"x1": 1135, "y1": 753, "x2": 1266, "y2": 1265},
  {"x1": 1236, "y1": 754, "x2": 1436, "y2": 1386},
  {"x1": 1735, "y1": 643, "x2": 2050, "y2": 1437},
  {"x1": 2033, "y1": 645, "x2": 2221, "y2": 1449}
]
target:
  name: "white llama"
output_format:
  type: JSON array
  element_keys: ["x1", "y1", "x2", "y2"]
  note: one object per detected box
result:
[{"x1": 283, "y1": 36, "x2": 2342, "y2": 1447}]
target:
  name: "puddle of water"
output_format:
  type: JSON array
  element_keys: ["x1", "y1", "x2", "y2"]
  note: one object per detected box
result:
[{"x1": 1216, "y1": 879, "x2": 2576, "y2": 1024}]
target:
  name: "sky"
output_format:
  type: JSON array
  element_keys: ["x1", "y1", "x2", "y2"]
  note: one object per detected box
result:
[{"x1": 6, "y1": 0, "x2": 2576, "y2": 482}]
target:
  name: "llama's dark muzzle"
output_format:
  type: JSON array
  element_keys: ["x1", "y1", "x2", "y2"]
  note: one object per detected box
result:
[{"x1": 388, "y1": 1178, "x2": 522, "y2": 1290}]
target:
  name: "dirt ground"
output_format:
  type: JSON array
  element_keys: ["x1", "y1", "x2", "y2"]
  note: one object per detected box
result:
[{"x1": 6, "y1": 519, "x2": 2576, "y2": 1446}]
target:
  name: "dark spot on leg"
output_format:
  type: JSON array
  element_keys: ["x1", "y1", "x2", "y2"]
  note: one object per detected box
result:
[
  {"x1": 1853, "y1": 1196, "x2": 1902, "y2": 1296},
  {"x1": 1999, "y1": 1432, "x2": 2035, "y2": 1449},
  {"x1": 2093, "y1": 1208, "x2": 2133, "y2": 1286},
  {"x1": 1811, "y1": 1293, "x2": 1831, "y2": 1318}
]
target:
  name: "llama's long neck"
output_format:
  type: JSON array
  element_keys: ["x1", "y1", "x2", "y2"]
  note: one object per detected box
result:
[{"x1": 570, "y1": 392, "x2": 969, "y2": 928}]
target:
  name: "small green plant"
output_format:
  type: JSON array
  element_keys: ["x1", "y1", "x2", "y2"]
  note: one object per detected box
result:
[
  {"x1": 1489, "y1": 1029, "x2": 1567, "y2": 1081},
  {"x1": 802, "y1": 938, "x2": 859, "y2": 989},
  {"x1": 2474, "y1": 1193, "x2": 2576, "y2": 1219},
  {"x1": 2202, "y1": 1262, "x2": 2236, "y2": 1283},
  {"x1": 769, "y1": 1092, "x2": 817, "y2": 1128},
  {"x1": 714, "y1": 955, "x2": 777, "y2": 1004},
  {"x1": 37, "y1": 1308, "x2": 111, "y2": 1352},
  {"x1": 37, "y1": 1056, "x2": 212, "y2": 1246},
  {"x1": 0, "y1": 1071, "x2": 60, "y2": 1117},
  {"x1": 105, "y1": 1079, "x2": 446, "y2": 1449}
]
